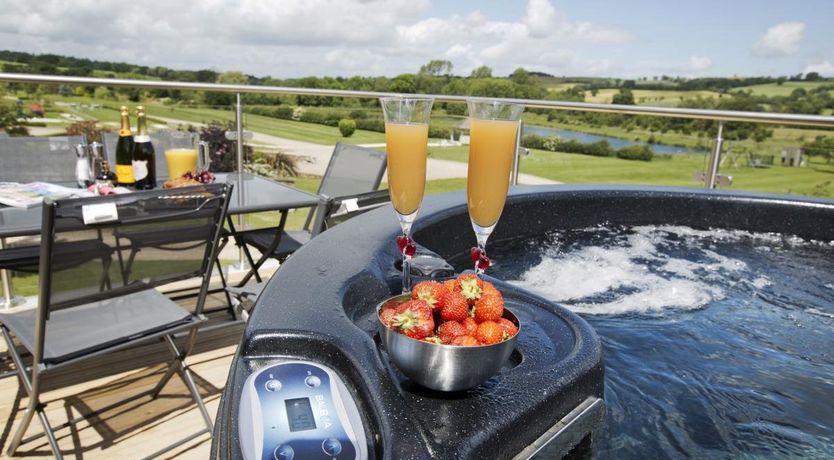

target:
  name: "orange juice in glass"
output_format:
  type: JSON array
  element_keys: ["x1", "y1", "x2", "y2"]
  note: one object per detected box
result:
[
  {"x1": 385, "y1": 122, "x2": 428, "y2": 215},
  {"x1": 165, "y1": 148, "x2": 199, "y2": 178},
  {"x1": 380, "y1": 96, "x2": 434, "y2": 293},
  {"x1": 466, "y1": 99, "x2": 524, "y2": 274}
]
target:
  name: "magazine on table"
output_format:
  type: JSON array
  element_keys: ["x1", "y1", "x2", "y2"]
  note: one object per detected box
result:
[{"x1": 0, "y1": 182, "x2": 91, "y2": 208}]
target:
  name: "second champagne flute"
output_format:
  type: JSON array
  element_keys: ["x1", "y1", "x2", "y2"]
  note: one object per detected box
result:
[
  {"x1": 380, "y1": 96, "x2": 434, "y2": 293},
  {"x1": 466, "y1": 98, "x2": 525, "y2": 274}
]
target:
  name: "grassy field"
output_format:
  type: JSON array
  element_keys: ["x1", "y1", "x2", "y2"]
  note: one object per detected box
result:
[
  {"x1": 428, "y1": 145, "x2": 834, "y2": 197},
  {"x1": 583, "y1": 88, "x2": 721, "y2": 106},
  {"x1": 733, "y1": 81, "x2": 830, "y2": 97}
]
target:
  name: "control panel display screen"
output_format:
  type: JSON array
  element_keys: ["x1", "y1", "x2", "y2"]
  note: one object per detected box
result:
[{"x1": 285, "y1": 398, "x2": 316, "y2": 432}]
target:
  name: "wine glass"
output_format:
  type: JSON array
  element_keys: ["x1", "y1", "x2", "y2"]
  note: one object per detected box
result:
[
  {"x1": 466, "y1": 99, "x2": 525, "y2": 274},
  {"x1": 380, "y1": 96, "x2": 434, "y2": 293}
]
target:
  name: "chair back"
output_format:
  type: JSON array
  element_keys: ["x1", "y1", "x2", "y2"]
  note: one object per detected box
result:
[
  {"x1": 313, "y1": 189, "x2": 391, "y2": 234},
  {"x1": 104, "y1": 130, "x2": 197, "y2": 180},
  {"x1": 38, "y1": 183, "x2": 231, "y2": 316},
  {"x1": 0, "y1": 136, "x2": 86, "y2": 185},
  {"x1": 305, "y1": 143, "x2": 387, "y2": 230}
]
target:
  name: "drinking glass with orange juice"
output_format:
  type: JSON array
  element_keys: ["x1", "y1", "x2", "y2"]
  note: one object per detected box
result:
[
  {"x1": 380, "y1": 96, "x2": 434, "y2": 293},
  {"x1": 466, "y1": 99, "x2": 524, "y2": 274},
  {"x1": 163, "y1": 132, "x2": 208, "y2": 179}
]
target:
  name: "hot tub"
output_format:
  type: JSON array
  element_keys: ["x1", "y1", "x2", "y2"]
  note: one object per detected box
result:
[{"x1": 212, "y1": 185, "x2": 834, "y2": 459}]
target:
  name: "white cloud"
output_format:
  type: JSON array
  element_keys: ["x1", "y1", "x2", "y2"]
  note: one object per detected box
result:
[
  {"x1": 688, "y1": 55, "x2": 712, "y2": 71},
  {"x1": 803, "y1": 61, "x2": 834, "y2": 77},
  {"x1": 753, "y1": 22, "x2": 805, "y2": 57},
  {"x1": 0, "y1": 0, "x2": 634, "y2": 77}
]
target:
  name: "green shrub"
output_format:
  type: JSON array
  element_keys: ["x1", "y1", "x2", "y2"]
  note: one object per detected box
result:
[
  {"x1": 521, "y1": 134, "x2": 546, "y2": 149},
  {"x1": 338, "y1": 118, "x2": 356, "y2": 137},
  {"x1": 444, "y1": 102, "x2": 467, "y2": 116},
  {"x1": 355, "y1": 118, "x2": 384, "y2": 133},
  {"x1": 349, "y1": 109, "x2": 368, "y2": 119},
  {"x1": 615, "y1": 144, "x2": 654, "y2": 161},
  {"x1": 428, "y1": 125, "x2": 451, "y2": 139}
]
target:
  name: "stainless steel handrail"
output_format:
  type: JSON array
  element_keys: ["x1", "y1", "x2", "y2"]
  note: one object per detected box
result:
[{"x1": 3, "y1": 72, "x2": 834, "y2": 127}]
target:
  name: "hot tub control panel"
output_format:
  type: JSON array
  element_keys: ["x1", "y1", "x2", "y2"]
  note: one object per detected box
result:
[{"x1": 238, "y1": 361, "x2": 368, "y2": 460}]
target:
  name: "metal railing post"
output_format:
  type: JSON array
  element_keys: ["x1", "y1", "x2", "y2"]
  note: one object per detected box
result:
[
  {"x1": 1, "y1": 238, "x2": 24, "y2": 309},
  {"x1": 511, "y1": 120, "x2": 522, "y2": 186},
  {"x1": 705, "y1": 122, "x2": 724, "y2": 189},
  {"x1": 234, "y1": 93, "x2": 247, "y2": 270}
]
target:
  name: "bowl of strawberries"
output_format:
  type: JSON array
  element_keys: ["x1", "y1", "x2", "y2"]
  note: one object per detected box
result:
[{"x1": 377, "y1": 273, "x2": 520, "y2": 391}]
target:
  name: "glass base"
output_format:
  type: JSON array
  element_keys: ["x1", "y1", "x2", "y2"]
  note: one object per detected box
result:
[{"x1": 396, "y1": 209, "x2": 420, "y2": 293}]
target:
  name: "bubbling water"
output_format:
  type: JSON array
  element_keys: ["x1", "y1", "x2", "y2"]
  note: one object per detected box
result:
[{"x1": 477, "y1": 225, "x2": 834, "y2": 458}]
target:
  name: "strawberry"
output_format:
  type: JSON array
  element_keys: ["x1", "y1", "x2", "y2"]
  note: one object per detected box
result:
[
  {"x1": 482, "y1": 281, "x2": 501, "y2": 298},
  {"x1": 411, "y1": 281, "x2": 445, "y2": 310},
  {"x1": 391, "y1": 300, "x2": 434, "y2": 339},
  {"x1": 497, "y1": 318, "x2": 518, "y2": 338},
  {"x1": 456, "y1": 274, "x2": 483, "y2": 302},
  {"x1": 379, "y1": 307, "x2": 398, "y2": 328},
  {"x1": 476, "y1": 321, "x2": 504, "y2": 345},
  {"x1": 439, "y1": 291, "x2": 469, "y2": 322},
  {"x1": 423, "y1": 336, "x2": 443, "y2": 344},
  {"x1": 437, "y1": 321, "x2": 467, "y2": 344},
  {"x1": 443, "y1": 279, "x2": 458, "y2": 292},
  {"x1": 461, "y1": 317, "x2": 478, "y2": 336},
  {"x1": 474, "y1": 294, "x2": 504, "y2": 323},
  {"x1": 451, "y1": 335, "x2": 479, "y2": 346}
]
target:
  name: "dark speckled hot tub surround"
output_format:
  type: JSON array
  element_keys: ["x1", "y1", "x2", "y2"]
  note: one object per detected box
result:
[{"x1": 212, "y1": 185, "x2": 834, "y2": 459}]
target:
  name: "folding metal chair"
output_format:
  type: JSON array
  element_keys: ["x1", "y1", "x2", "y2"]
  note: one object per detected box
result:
[
  {"x1": 236, "y1": 143, "x2": 387, "y2": 283},
  {"x1": 0, "y1": 135, "x2": 86, "y2": 186},
  {"x1": 228, "y1": 188, "x2": 392, "y2": 317},
  {"x1": 0, "y1": 183, "x2": 232, "y2": 459}
]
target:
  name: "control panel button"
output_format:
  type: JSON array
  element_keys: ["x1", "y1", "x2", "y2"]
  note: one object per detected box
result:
[
  {"x1": 322, "y1": 438, "x2": 342, "y2": 456},
  {"x1": 274, "y1": 444, "x2": 294, "y2": 460},
  {"x1": 304, "y1": 375, "x2": 322, "y2": 388},
  {"x1": 264, "y1": 379, "x2": 282, "y2": 392}
]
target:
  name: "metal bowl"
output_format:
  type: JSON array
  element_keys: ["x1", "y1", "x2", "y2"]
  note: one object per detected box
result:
[{"x1": 377, "y1": 294, "x2": 520, "y2": 391}]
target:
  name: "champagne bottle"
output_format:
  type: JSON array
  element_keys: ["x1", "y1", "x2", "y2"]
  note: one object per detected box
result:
[
  {"x1": 115, "y1": 106, "x2": 135, "y2": 186},
  {"x1": 132, "y1": 106, "x2": 156, "y2": 189}
]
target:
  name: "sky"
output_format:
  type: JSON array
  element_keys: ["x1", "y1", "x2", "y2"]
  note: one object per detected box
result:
[{"x1": 1, "y1": 0, "x2": 833, "y2": 79}]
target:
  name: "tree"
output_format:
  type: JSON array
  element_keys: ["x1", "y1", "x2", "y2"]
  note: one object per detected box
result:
[
  {"x1": 419, "y1": 60, "x2": 453, "y2": 76},
  {"x1": 338, "y1": 118, "x2": 356, "y2": 137},
  {"x1": 205, "y1": 71, "x2": 250, "y2": 107},
  {"x1": 0, "y1": 102, "x2": 29, "y2": 136},
  {"x1": 470, "y1": 65, "x2": 493, "y2": 78},
  {"x1": 389, "y1": 74, "x2": 417, "y2": 93},
  {"x1": 611, "y1": 89, "x2": 635, "y2": 105},
  {"x1": 805, "y1": 71, "x2": 822, "y2": 81},
  {"x1": 509, "y1": 68, "x2": 531, "y2": 85}
]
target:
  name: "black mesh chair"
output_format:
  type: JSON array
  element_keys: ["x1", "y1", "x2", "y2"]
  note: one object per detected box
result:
[
  {"x1": 229, "y1": 188, "x2": 391, "y2": 317},
  {"x1": 0, "y1": 135, "x2": 86, "y2": 186},
  {"x1": 237, "y1": 143, "x2": 387, "y2": 283},
  {"x1": 0, "y1": 183, "x2": 231, "y2": 459}
]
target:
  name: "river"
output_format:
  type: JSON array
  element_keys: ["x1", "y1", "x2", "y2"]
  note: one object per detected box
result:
[{"x1": 523, "y1": 125, "x2": 708, "y2": 155}]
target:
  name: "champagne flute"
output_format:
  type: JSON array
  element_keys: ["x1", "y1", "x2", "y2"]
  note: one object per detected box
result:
[
  {"x1": 466, "y1": 99, "x2": 525, "y2": 274},
  {"x1": 380, "y1": 96, "x2": 434, "y2": 293}
]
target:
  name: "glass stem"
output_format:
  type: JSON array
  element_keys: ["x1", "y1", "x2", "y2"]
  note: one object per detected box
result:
[
  {"x1": 471, "y1": 221, "x2": 495, "y2": 276},
  {"x1": 402, "y1": 252, "x2": 412, "y2": 294}
]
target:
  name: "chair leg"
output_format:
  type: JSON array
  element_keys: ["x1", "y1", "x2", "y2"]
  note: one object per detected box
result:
[
  {"x1": 36, "y1": 406, "x2": 64, "y2": 460},
  {"x1": 6, "y1": 386, "x2": 63, "y2": 459},
  {"x1": 154, "y1": 333, "x2": 213, "y2": 432},
  {"x1": 214, "y1": 258, "x2": 236, "y2": 319}
]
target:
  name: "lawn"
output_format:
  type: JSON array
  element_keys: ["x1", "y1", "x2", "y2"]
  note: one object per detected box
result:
[
  {"x1": 583, "y1": 89, "x2": 721, "y2": 106},
  {"x1": 733, "y1": 81, "x2": 830, "y2": 97},
  {"x1": 428, "y1": 145, "x2": 834, "y2": 197}
]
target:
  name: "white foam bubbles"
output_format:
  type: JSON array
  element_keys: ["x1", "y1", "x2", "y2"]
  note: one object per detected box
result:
[{"x1": 512, "y1": 225, "x2": 752, "y2": 316}]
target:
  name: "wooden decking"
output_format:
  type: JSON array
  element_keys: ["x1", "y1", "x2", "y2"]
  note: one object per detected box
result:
[{"x1": 0, "y1": 292, "x2": 247, "y2": 459}]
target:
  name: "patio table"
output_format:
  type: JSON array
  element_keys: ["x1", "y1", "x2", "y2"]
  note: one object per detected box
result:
[{"x1": 0, "y1": 172, "x2": 323, "y2": 307}]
